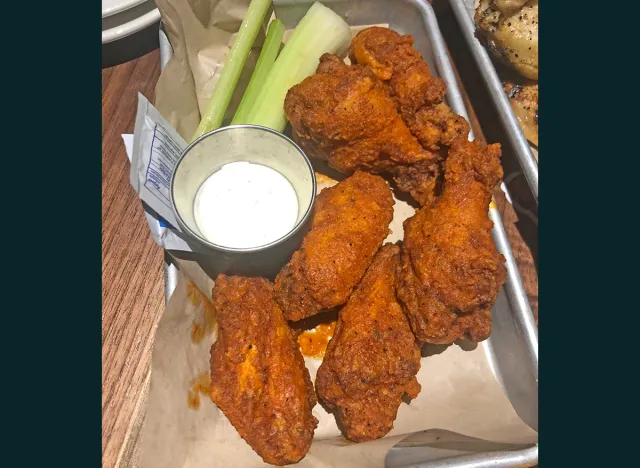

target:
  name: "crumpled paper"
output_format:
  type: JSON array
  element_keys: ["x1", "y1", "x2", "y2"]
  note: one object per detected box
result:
[{"x1": 154, "y1": 0, "x2": 264, "y2": 139}]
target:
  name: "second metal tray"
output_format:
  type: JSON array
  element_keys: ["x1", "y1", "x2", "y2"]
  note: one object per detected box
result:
[{"x1": 448, "y1": 0, "x2": 538, "y2": 203}]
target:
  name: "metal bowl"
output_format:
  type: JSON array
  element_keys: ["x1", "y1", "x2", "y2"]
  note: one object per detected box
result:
[{"x1": 171, "y1": 125, "x2": 316, "y2": 278}]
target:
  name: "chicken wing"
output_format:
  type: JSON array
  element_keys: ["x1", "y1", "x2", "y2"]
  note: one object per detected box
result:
[
  {"x1": 274, "y1": 171, "x2": 394, "y2": 322},
  {"x1": 285, "y1": 54, "x2": 440, "y2": 206},
  {"x1": 316, "y1": 244, "x2": 421, "y2": 442},
  {"x1": 475, "y1": 0, "x2": 538, "y2": 80},
  {"x1": 397, "y1": 138, "x2": 506, "y2": 344},
  {"x1": 504, "y1": 81, "x2": 538, "y2": 146},
  {"x1": 209, "y1": 275, "x2": 318, "y2": 465},
  {"x1": 350, "y1": 27, "x2": 470, "y2": 152},
  {"x1": 491, "y1": 0, "x2": 530, "y2": 16}
]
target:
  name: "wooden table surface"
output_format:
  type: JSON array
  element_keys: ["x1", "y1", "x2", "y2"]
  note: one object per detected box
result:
[
  {"x1": 101, "y1": 8, "x2": 538, "y2": 467},
  {"x1": 102, "y1": 49, "x2": 165, "y2": 468}
]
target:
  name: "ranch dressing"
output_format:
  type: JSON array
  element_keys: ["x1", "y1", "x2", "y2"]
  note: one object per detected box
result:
[{"x1": 193, "y1": 162, "x2": 299, "y2": 249}]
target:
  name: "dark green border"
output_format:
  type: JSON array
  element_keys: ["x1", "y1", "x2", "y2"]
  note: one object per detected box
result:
[
  {"x1": 539, "y1": 1, "x2": 636, "y2": 466},
  {"x1": 3, "y1": 3, "x2": 100, "y2": 464}
]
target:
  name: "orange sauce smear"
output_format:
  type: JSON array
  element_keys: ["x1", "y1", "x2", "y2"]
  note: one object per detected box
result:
[
  {"x1": 187, "y1": 372, "x2": 213, "y2": 410},
  {"x1": 187, "y1": 281, "x2": 217, "y2": 344},
  {"x1": 298, "y1": 321, "x2": 336, "y2": 358}
]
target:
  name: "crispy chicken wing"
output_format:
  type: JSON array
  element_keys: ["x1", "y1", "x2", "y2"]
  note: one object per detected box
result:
[
  {"x1": 274, "y1": 172, "x2": 394, "y2": 322},
  {"x1": 209, "y1": 275, "x2": 318, "y2": 465},
  {"x1": 350, "y1": 27, "x2": 470, "y2": 152},
  {"x1": 316, "y1": 244, "x2": 421, "y2": 442},
  {"x1": 285, "y1": 54, "x2": 440, "y2": 206},
  {"x1": 397, "y1": 139, "x2": 506, "y2": 344}
]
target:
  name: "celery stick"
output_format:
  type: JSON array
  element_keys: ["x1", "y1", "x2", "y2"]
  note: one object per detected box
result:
[
  {"x1": 191, "y1": 0, "x2": 272, "y2": 141},
  {"x1": 232, "y1": 19, "x2": 285, "y2": 125},
  {"x1": 243, "y1": 2, "x2": 352, "y2": 132}
]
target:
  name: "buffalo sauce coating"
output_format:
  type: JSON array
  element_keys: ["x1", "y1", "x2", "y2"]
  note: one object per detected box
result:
[{"x1": 209, "y1": 275, "x2": 317, "y2": 466}]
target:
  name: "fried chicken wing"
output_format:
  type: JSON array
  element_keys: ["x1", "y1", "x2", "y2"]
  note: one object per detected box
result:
[
  {"x1": 209, "y1": 275, "x2": 318, "y2": 465},
  {"x1": 274, "y1": 171, "x2": 394, "y2": 322},
  {"x1": 285, "y1": 54, "x2": 440, "y2": 206},
  {"x1": 350, "y1": 27, "x2": 470, "y2": 152},
  {"x1": 316, "y1": 244, "x2": 421, "y2": 442},
  {"x1": 397, "y1": 139, "x2": 506, "y2": 344}
]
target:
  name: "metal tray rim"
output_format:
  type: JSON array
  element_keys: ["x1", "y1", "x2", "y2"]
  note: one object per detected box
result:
[{"x1": 412, "y1": 0, "x2": 538, "y2": 376}]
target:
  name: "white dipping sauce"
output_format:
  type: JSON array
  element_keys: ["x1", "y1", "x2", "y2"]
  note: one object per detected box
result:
[{"x1": 193, "y1": 162, "x2": 299, "y2": 249}]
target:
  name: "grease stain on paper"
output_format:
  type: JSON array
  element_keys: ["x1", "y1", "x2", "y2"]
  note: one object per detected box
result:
[
  {"x1": 315, "y1": 172, "x2": 336, "y2": 186},
  {"x1": 187, "y1": 372, "x2": 213, "y2": 410},
  {"x1": 187, "y1": 281, "x2": 217, "y2": 344}
]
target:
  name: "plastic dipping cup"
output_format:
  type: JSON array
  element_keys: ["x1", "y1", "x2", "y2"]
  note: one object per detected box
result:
[{"x1": 170, "y1": 125, "x2": 317, "y2": 279}]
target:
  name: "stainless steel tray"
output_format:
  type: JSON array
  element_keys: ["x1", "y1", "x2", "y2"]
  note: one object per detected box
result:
[
  {"x1": 158, "y1": 1, "x2": 538, "y2": 466},
  {"x1": 448, "y1": 0, "x2": 538, "y2": 204}
]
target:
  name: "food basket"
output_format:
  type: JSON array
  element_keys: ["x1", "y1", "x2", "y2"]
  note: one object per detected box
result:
[{"x1": 156, "y1": 1, "x2": 538, "y2": 466}]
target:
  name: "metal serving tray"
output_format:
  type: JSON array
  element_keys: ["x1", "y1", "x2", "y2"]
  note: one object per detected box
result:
[
  {"x1": 448, "y1": 0, "x2": 538, "y2": 203},
  {"x1": 158, "y1": 1, "x2": 538, "y2": 466}
]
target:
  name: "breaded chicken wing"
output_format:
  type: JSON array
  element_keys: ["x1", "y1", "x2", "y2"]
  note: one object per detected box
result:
[
  {"x1": 350, "y1": 27, "x2": 470, "y2": 152},
  {"x1": 209, "y1": 275, "x2": 318, "y2": 465},
  {"x1": 274, "y1": 171, "x2": 394, "y2": 322},
  {"x1": 397, "y1": 139, "x2": 506, "y2": 344},
  {"x1": 285, "y1": 54, "x2": 441, "y2": 206},
  {"x1": 316, "y1": 244, "x2": 421, "y2": 442}
]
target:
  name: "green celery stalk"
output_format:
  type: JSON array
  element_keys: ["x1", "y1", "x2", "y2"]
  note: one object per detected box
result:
[
  {"x1": 191, "y1": 0, "x2": 272, "y2": 141},
  {"x1": 232, "y1": 19, "x2": 285, "y2": 125},
  {"x1": 243, "y1": 2, "x2": 352, "y2": 132}
]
